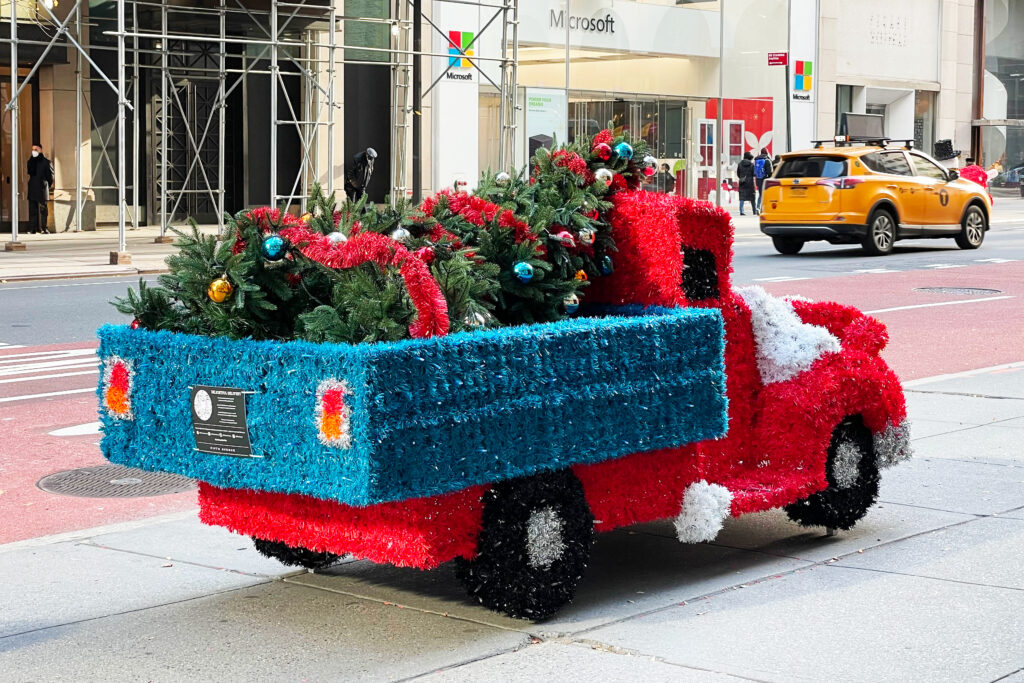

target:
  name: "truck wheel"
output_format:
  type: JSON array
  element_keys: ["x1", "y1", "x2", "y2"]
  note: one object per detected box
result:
[
  {"x1": 455, "y1": 469, "x2": 594, "y2": 620},
  {"x1": 772, "y1": 236, "x2": 805, "y2": 255},
  {"x1": 861, "y1": 209, "x2": 896, "y2": 255},
  {"x1": 955, "y1": 205, "x2": 986, "y2": 249},
  {"x1": 784, "y1": 415, "x2": 879, "y2": 531},
  {"x1": 252, "y1": 537, "x2": 340, "y2": 570}
]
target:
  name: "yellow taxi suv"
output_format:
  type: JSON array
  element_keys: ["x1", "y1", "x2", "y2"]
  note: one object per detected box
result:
[{"x1": 759, "y1": 141, "x2": 991, "y2": 256}]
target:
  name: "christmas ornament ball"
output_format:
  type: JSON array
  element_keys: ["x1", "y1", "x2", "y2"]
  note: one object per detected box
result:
[
  {"x1": 414, "y1": 246, "x2": 435, "y2": 264},
  {"x1": 593, "y1": 142, "x2": 612, "y2": 161},
  {"x1": 300, "y1": 212, "x2": 313, "y2": 224},
  {"x1": 207, "y1": 277, "x2": 234, "y2": 303},
  {"x1": 595, "y1": 168, "x2": 614, "y2": 188},
  {"x1": 495, "y1": 171, "x2": 512, "y2": 187},
  {"x1": 613, "y1": 141, "x2": 634, "y2": 160},
  {"x1": 130, "y1": 318, "x2": 141, "y2": 330},
  {"x1": 261, "y1": 234, "x2": 287, "y2": 261},
  {"x1": 578, "y1": 227, "x2": 596, "y2": 246},
  {"x1": 600, "y1": 255, "x2": 615, "y2": 275},
  {"x1": 563, "y1": 293, "x2": 580, "y2": 314},
  {"x1": 327, "y1": 231, "x2": 348, "y2": 245},
  {"x1": 642, "y1": 155, "x2": 658, "y2": 177},
  {"x1": 390, "y1": 227, "x2": 412, "y2": 242},
  {"x1": 513, "y1": 261, "x2": 534, "y2": 283},
  {"x1": 553, "y1": 230, "x2": 575, "y2": 247},
  {"x1": 574, "y1": 269, "x2": 588, "y2": 281}
]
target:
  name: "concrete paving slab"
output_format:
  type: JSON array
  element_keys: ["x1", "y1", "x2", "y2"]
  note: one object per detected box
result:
[
  {"x1": 908, "y1": 367, "x2": 1024, "y2": 399},
  {"x1": 584, "y1": 565, "x2": 1024, "y2": 683},
  {"x1": 630, "y1": 502, "x2": 973, "y2": 563},
  {"x1": 907, "y1": 418, "x2": 981, "y2": 439},
  {"x1": 912, "y1": 424, "x2": 1024, "y2": 466},
  {"x1": 0, "y1": 580, "x2": 528, "y2": 682},
  {"x1": 417, "y1": 640, "x2": 750, "y2": 682},
  {"x1": 0, "y1": 541, "x2": 267, "y2": 638},
  {"x1": 290, "y1": 528, "x2": 809, "y2": 635},
  {"x1": 81, "y1": 514, "x2": 310, "y2": 577},
  {"x1": 879, "y1": 456, "x2": 1024, "y2": 515},
  {"x1": 836, "y1": 516, "x2": 1024, "y2": 590},
  {"x1": 904, "y1": 390, "x2": 1024, "y2": 424},
  {"x1": 995, "y1": 670, "x2": 1024, "y2": 682},
  {"x1": 1001, "y1": 417, "x2": 1024, "y2": 430}
]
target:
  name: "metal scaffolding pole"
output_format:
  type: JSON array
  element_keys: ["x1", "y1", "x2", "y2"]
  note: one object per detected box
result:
[
  {"x1": 115, "y1": 0, "x2": 128, "y2": 259},
  {"x1": 328, "y1": 5, "x2": 336, "y2": 198},
  {"x1": 131, "y1": 1, "x2": 140, "y2": 231},
  {"x1": 269, "y1": 1, "x2": 278, "y2": 206},
  {"x1": 75, "y1": 5, "x2": 84, "y2": 233},
  {"x1": 218, "y1": 0, "x2": 227, "y2": 233},
  {"x1": 159, "y1": 0, "x2": 169, "y2": 240},
  {"x1": 6, "y1": 0, "x2": 20, "y2": 251}
]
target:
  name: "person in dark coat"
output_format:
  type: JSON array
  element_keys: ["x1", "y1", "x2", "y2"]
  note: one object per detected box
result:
[
  {"x1": 657, "y1": 163, "x2": 676, "y2": 194},
  {"x1": 754, "y1": 147, "x2": 774, "y2": 211},
  {"x1": 736, "y1": 151, "x2": 756, "y2": 215},
  {"x1": 27, "y1": 143, "x2": 53, "y2": 234},
  {"x1": 344, "y1": 147, "x2": 377, "y2": 202}
]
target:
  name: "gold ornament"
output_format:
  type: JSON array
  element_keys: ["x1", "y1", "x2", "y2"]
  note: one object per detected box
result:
[
  {"x1": 574, "y1": 270, "x2": 588, "y2": 281},
  {"x1": 207, "y1": 277, "x2": 234, "y2": 303},
  {"x1": 300, "y1": 212, "x2": 313, "y2": 224}
]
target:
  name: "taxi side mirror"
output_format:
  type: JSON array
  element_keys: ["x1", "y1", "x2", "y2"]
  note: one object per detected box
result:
[{"x1": 947, "y1": 169, "x2": 959, "y2": 182}]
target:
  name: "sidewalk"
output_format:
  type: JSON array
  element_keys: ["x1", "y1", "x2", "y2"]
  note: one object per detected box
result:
[
  {"x1": 0, "y1": 225, "x2": 219, "y2": 281},
  {"x1": 2, "y1": 363, "x2": 1023, "y2": 681}
]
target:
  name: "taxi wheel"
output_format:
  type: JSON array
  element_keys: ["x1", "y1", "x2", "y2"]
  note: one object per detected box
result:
[
  {"x1": 955, "y1": 205, "x2": 986, "y2": 250},
  {"x1": 861, "y1": 209, "x2": 896, "y2": 256},
  {"x1": 771, "y1": 236, "x2": 805, "y2": 255},
  {"x1": 252, "y1": 537, "x2": 341, "y2": 569}
]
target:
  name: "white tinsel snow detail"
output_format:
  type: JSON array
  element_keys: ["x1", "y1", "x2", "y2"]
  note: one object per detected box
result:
[
  {"x1": 674, "y1": 481, "x2": 733, "y2": 544},
  {"x1": 832, "y1": 439, "x2": 864, "y2": 489},
  {"x1": 875, "y1": 421, "x2": 912, "y2": 468},
  {"x1": 526, "y1": 507, "x2": 566, "y2": 569},
  {"x1": 735, "y1": 286, "x2": 841, "y2": 384}
]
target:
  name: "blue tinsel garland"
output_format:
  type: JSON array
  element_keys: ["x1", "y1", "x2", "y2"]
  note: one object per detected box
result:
[{"x1": 98, "y1": 307, "x2": 728, "y2": 506}]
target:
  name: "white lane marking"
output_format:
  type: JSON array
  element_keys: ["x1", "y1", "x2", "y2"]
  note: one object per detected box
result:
[
  {"x1": 904, "y1": 361, "x2": 1024, "y2": 387},
  {"x1": 0, "y1": 387, "x2": 96, "y2": 403},
  {"x1": 0, "y1": 349, "x2": 97, "y2": 364},
  {"x1": 923, "y1": 263, "x2": 967, "y2": 269},
  {"x1": 975, "y1": 258, "x2": 1016, "y2": 264},
  {"x1": 752, "y1": 276, "x2": 811, "y2": 282},
  {"x1": 0, "y1": 343, "x2": 26, "y2": 349},
  {"x1": 48, "y1": 421, "x2": 102, "y2": 437},
  {"x1": 0, "y1": 369, "x2": 99, "y2": 384},
  {"x1": 0, "y1": 279, "x2": 145, "y2": 292},
  {"x1": 853, "y1": 268, "x2": 899, "y2": 274},
  {"x1": 865, "y1": 295, "x2": 1015, "y2": 314},
  {"x1": 0, "y1": 360, "x2": 99, "y2": 377}
]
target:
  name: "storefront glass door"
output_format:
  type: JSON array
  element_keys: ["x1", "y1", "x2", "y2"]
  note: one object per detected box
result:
[{"x1": 0, "y1": 71, "x2": 34, "y2": 232}]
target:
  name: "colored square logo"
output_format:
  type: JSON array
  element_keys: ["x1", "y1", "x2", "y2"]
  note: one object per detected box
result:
[
  {"x1": 793, "y1": 61, "x2": 812, "y2": 91},
  {"x1": 447, "y1": 30, "x2": 474, "y2": 68}
]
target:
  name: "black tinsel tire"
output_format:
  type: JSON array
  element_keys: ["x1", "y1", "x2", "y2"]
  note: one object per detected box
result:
[
  {"x1": 785, "y1": 415, "x2": 880, "y2": 531},
  {"x1": 455, "y1": 469, "x2": 595, "y2": 621},
  {"x1": 251, "y1": 537, "x2": 341, "y2": 570}
]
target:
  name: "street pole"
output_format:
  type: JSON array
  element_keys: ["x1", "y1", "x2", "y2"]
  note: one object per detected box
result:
[
  {"x1": 786, "y1": 0, "x2": 792, "y2": 154},
  {"x1": 75, "y1": 4, "x2": 83, "y2": 232},
  {"x1": 6, "y1": 0, "x2": 21, "y2": 251},
  {"x1": 114, "y1": 0, "x2": 128, "y2": 262},
  {"x1": 412, "y1": 0, "x2": 421, "y2": 202},
  {"x1": 715, "y1": 0, "x2": 724, "y2": 208}
]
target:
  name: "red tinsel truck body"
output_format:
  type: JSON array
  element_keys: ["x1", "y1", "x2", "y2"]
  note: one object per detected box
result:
[{"x1": 197, "y1": 191, "x2": 909, "y2": 571}]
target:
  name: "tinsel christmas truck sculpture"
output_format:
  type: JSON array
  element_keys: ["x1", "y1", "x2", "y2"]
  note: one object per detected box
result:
[{"x1": 97, "y1": 134, "x2": 910, "y2": 620}]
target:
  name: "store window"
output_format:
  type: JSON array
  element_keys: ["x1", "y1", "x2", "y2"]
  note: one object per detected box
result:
[
  {"x1": 913, "y1": 91, "x2": 935, "y2": 154},
  {"x1": 981, "y1": 0, "x2": 1024, "y2": 194}
]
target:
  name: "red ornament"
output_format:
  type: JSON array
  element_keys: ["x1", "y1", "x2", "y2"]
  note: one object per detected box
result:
[
  {"x1": 414, "y1": 246, "x2": 435, "y2": 264},
  {"x1": 593, "y1": 143, "x2": 612, "y2": 161},
  {"x1": 129, "y1": 319, "x2": 141, "y2": 330},
  {"x1": 551, "y1": 230, "x2": 575, "y2": 247}
]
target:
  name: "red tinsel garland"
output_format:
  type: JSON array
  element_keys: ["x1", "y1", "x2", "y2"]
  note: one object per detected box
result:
[{"x1": 421, "y1": 189, "x2": 535, "y2": 245}]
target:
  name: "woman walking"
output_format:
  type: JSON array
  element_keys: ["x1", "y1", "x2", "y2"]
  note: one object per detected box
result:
[{"x1": 736, "y1": 151, "x2": 756, "y2": 216}]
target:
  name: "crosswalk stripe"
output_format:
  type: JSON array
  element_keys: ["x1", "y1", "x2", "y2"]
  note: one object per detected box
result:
[
  {"x1": 0, "y1": 349, "x2": 97, "y2": 363},
  {"x1": 0, "y1": 387, "x2": 97, "y2": 403},
  {"x1": 0, "y1": 360, "x2": 100, "y2": 377},
  {"x1": 0, "y1": 369, "x2": 99, "y2": 385}
]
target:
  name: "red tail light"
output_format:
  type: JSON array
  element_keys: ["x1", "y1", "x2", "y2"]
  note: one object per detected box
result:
[
  {"x1": 763, "y1": 179, "x2": 781, "y2": 189},
  {"x1": 815, "y1": 177, "x2": 864, "y2": 189}
]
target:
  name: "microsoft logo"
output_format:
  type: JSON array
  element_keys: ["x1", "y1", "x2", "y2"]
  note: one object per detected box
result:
[
  {"x1": 793, "y1": 60, "x2": 812, "y2": 91},
  {"x1": 447, "y1": 30, "x2": 474, "y2": 68}
]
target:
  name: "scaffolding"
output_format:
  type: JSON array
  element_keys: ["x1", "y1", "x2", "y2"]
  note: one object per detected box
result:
[{"x1": 1, "y1": 0, "x2": 519, "y2": 260}]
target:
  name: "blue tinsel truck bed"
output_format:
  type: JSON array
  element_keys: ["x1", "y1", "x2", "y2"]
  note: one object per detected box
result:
[{"x1": 97, "y1": 306, "x2": 727, "y2": 506}]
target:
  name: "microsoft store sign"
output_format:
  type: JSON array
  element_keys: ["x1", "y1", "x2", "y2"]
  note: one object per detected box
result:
[{"x1": 549, "y1": 10, "x2": 616, "y2": 34}]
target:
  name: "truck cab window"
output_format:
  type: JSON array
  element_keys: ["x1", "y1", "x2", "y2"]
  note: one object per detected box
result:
[{"x1": 682, "y1": 248, "x2": 719, "y2": 302}]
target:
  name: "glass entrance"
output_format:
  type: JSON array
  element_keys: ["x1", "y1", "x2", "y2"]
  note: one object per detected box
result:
[{"x1": 0, "y1": 70, "x2": 35, "y2": 232}]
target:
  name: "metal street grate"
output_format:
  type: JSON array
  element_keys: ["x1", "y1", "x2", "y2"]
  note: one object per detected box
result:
[
  {"x1": 914, "y1": 287, "x2": 1003, "y2": 296},
  {"x1": 37, "y1": 465, "x2": 195, "y2": 498}
]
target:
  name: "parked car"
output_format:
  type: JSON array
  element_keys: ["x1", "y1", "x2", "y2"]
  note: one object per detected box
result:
[{"x1": 760, "y1": 142, "x2": 992, "y2": 255}]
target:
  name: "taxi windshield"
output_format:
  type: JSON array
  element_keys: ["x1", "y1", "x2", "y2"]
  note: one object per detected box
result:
[{"x1": 777, "y1": 156, "x2": 847, "y2": 179}]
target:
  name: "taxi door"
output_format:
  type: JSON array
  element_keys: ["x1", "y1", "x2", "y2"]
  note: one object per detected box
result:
[
  {"x1": 864, "y1": 151, "x2": 922, "y2": 227},
  {"x1": 909, "y1": 153, "x2": 961, "y2": 228}
]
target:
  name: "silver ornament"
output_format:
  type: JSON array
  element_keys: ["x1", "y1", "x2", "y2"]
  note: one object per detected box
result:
[
  {"x1": 495, "y1": 171, "x2": 512, "y2": 187},
  {"x1": 578, "y1": 228, "x2": 596, "y2": 246},
  {"x1": 390, "y1": 227, "x2": 412, "y2": 242},
  {"x1": 595, "y1": 168, "x2": 614, "y2": 188},
  {"x1": 327, "y1": 231, "x2": 348, "y2": 244}
]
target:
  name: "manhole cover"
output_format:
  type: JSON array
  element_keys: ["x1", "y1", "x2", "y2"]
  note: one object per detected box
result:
[
  {"x1": 914, "y1": 287, "x2": 1003, "y2": 296},
  {"x1": 37, "y1": 465, "x2": 195, "y2": 498}
]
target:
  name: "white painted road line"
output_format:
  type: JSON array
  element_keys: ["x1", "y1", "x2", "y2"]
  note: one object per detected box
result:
[
  {"x1": 0, "y1": 369, "x2": 99, "y2": 385},
  {"x1": 975, "y1": 258, "x2": 1017, "y2": 264},
  {"x1": 0, "y1": 360, "x2": 99, "y2": 377},
  {"x1": 752, "y1": 276, "x2": 811, "y2": 282},
  {"x1": 853, "y1": 268, "x2": 899, "y2": 274},
  {"x1": 0, "y1": 348, "x2": 97, "y2": 363},
  {"x1": 0, "y1": 387, "x2": 96, "y2": 403},
  {"x1": 923, "y1": 264, "x2": 967, "y2": 269},
  {"x1": 48, "y1": 422, "x2": 102, "y2": 437},
  {"x1": 865, "y1": 295, "x2": 1015, "y2": 314},
  {"x1": 0, "y1": 342, "x2": 26, "y2": 350}
]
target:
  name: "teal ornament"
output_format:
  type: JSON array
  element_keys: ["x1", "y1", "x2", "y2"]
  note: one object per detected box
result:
[
  {"x1": 513, "y1": 261, "x2": 534, "y2": 283},
  {"x1": 563, "y1": 293, "x2": 580, "y2": 314},
  {"x1": 261, "y1": 234, "x2": 287, "y2": 261},
  {"x1": 600, "y1": 255, "x2": 614, "y2": 275},
  {"x1": 614, "y1": 142, "x2": 634, "y2": 161}
]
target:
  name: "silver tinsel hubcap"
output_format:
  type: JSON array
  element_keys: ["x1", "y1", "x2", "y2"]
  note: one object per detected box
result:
[
  {"x1": 526, "y1": 507, "x2": 566, "y2": 569},
  {"x1": 832, "y1": 440, "x2": 864, "y2": 489}
]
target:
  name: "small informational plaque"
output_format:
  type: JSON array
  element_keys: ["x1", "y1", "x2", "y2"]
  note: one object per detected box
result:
[{"x1": 190, "y1": 385, "x2": 254, "y2": 457}]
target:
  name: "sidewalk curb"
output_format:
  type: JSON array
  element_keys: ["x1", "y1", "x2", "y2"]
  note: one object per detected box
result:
[{"x1": 1, "y1": 268, "x2": 169, "y2": 283}]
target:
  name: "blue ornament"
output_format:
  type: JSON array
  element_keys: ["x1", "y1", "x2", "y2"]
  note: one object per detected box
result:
[
  {"x1": 613, "y1": 142, "x2": 634, "y2": 161},
  {"x1": 600, "y1": 255, "x2": 614, "y2": 276},
  {"x1": 563, "y1": 293, "x2": 580, "y2": 314},
  {"x1": 513, "y1": 261, "x2": 534, "y2": 283},
  {"x1": 261, "y1": 234, "x2": 287, "y2": 261}
]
